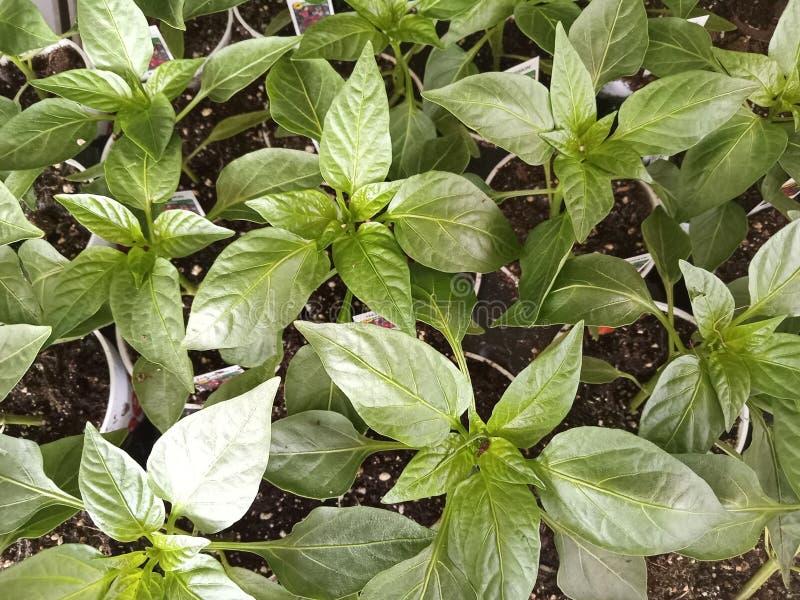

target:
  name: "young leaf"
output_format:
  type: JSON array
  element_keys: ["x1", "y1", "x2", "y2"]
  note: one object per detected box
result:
[
  {"x1": 554, "y1": 531, "x2": 647, "y2": 600},
  {"x1": 382, "y1": 434, "x2": 473, "y2": 503},
  {"x1": 410, "y1": 264, "x2": 478, "y2": 346},
  {"x1": 477, "y1": 437, "x2": 544, "y2": 487},
  {"x1": 55, "y1": 194, "x2": 144, "y2": 246},
  {"x1": 118, "y1": 93, "x2": 176, "y2": 159},
  {"x1": 166, "y1": 554, "x2": 252, "y2": 599},
  {"x1": 31, "y1": 69, "x2": 135, "y2": 113},
  {"x1": 132, "y1": 357, "x2": 190, "y2": 433},
  {"x1": 568, "y1": 0, "x2": 648, "y2": 90},
  {"x1": 0, "y1": 246, "x2": 39, "y2": 325},
  {"x1": 284, "y1": 345, "x2": 366, "y2": 432},
  {"x1": 255, "y1": 506, "x2": 434, "y2": 600},
  {"x1": 0, "y1": 180, "x2": 43, "y2": 245},
  {"x1": 580, "y1": 356, "x2": 637, "y2": 386},
  {"x1": 748, "y1": 219, "x2": 800, "y2": 317},
  {"x1": 266, "y1": 55, "x2": 344, "y2": 141},
  {"x1": 294, "y1": 13, "x2": 388, "y2": 60},
  {"x1": 184, "y1": 229, "x2": 330, "y2": 350},
  {"x1": 642, "y1": 206, "x2": 691, "y2": 285},
  {"x1": 422, "y1": 73, "x2": 554, "y2": 165},
  {"x1": 0, "y1": 0, "x2": 59, "y2": 54},
  {"x1": 386, "y1": 171, "x2": 520, "y2": 273},
  {"x1": 144, "y1": 58, "x2": 205, "y2": 101},
  {"x1": 555, "y1": 154, "x2": 613, "y2": 242},
  {"x1": 106, "y1": 568, "x2": 164, "y2": 599},
  {"x1": 551, "y1": 23, "x2": 596, "y2": 134},
  {"x1": 320, "y1": 42, "x2": 391, "y2": 195},
  {"x1": 153, "y1": 209, "x2": 233, "y2": 258},
  {"x1": 537, "y1": 253, "x2": 656, "y2": 327},
  {"x1": 210, "y1": 148, "x2": 322, "y2": 220},
  {"x1": 612, "y1": 72, "x2": 758, "y2": 155},
  {"x1": 147, "y1": 378, "x2": 279, "y2": 533},
  {"x1": 0, "y1": 99, "x2": 98, "y2": 170},
  {"x1": 689, "y1": 202, "x2": 748, "y2": 271},
  {"x1": 0, "y1": 324, "x2": 50, "y2": 400},
  {"x1": 265, "y1": 410, "x2": 399, "y2": 499},
  {"x1": 394, "y1": 13, "x2": 441, "y2": 46},
  {"x1": 639, "y1": 355, "x2": 725, "y2": 453},
  {"x1": 198, "y1": 36, "x2": 297, "y2": 103},
  {"x1": 296, "y1": 321, "x2": 470, "y2": 447},
  {"x1": 333, "y1": 222, "x2": 415, "y2": 334},
  {"x1": 77, "y1": 0, "x2": 152, "y2": 77},
  {"x1": 536, "y1": 427, "x2": 726, "y2": 555},
  {"x1": 247, "y1": 190, "x2": 339, "y2": 240},
  {"x1": 681, "y1": 262, "x2": 735, "y2": 340},
  {"x1": 644, "y1": 18, "x2": 716, "y2": 78},
  {"x1": 149, "y1": 532, "x2": 210, "y2": 571},
  {"x1": 487, "y1": 325, "x2": 583, "y2": 447},
  {"x1": 350, "y1": 181, "x2": 402, "y2": 222},
  {"x1": 514, "y1": 1, "x2": 581, "y2": 55},
  {"x1": 79, "y1": 423, "x2": 164, "y2": 541},
  {"x1": 768, "y1": 0, "x2": 800, "y2": 75},
  {"x1": 447, "y1": 472, "x2": 541, "y2": 599},
  {"x1": 706, "y1": 351, "x2": 750, "y2": 430},
  {"x1": 204, "y1": 110, "x2": 271, "y2": 145}
]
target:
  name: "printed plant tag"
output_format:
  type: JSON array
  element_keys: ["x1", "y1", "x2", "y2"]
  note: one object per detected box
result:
[
  {"x1": 505, "y1": 56, "x2": 540, "y2": 80},
  {"x1": 625, "y1": 253, "x2": 655, "y2": 276},
  {"x1": 781, "y1": 178, "x2": 800, "y2": 199},
  {"x1": 194, "y1": 365, "x2": 245, "y2": 393},
  {"x1": 287, "y1": 0, "x2": 335, "y2": 34},
  {"x1": 148, "y1": 25, "x2": 174, "y2": 71},
  {"x1": 353, "y1": 311, "x2": 398, "y2": 330},
  {"x1": 153, "y1": 190, "x2": 205, "y2": 217}
]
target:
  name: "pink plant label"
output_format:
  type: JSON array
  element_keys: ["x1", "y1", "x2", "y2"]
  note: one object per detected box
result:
[
  {"x1": 353, "y1": 311, "x2": 399, "y2": 330},
  {"x1": 287, "y1": 0, "x2": 335, "y2": 34}
]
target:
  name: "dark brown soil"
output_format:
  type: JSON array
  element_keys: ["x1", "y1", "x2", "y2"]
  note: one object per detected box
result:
[
  {"x1": 3, "y1": 334, "x2": 110, "y2": 444},
  {"x1": 697, "y1": 0, "x2": 786, "y2": 53},
  {"x1": 184, "y1": 11, "x2": 234, "y2": 59},
  {"x1": 0, "y1": 45, "x2": 85, "y2": 107}
]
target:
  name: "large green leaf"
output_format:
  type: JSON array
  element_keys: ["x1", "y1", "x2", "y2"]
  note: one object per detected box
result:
[
  {"x1": 184, "y1": 228, "x2": 330, "y2": 350},
  {"x1": 386, "y1": 171, "x2": 520, "y2": 273},
  {"x1": 689, "y1": 202, "x2": 748, "y2": 271},
  {"x1": 536, "y1": 427, "x2": 725, "y2": 555},
  {"x1": 31, "y1": 69, "x2": 135, "y2": 113},
  {"x1": 612, "y1": 72, "x2": 758, "y2": 155},
  {"x1": 487, "y1": 325, "x2": 583, "y2": 447},
  {"x1": 0, "y1": 99, "x2": 98, "y2": 170},
  {"x1": 639, "y1": 355, "x2": 725, "y2": 453},
  {"x1": 422, "y1": 72, "x2": 553, "y2": 165},
  {"x1": 132, "y1": 356, "x2": 190, "y2": 433},
  {"x1": 153, "y1": 209, "x2": 233, "y2": 258},
  {"x1": 198, "y1": 36, "x2": 297, "y2": 102},
  {"x1": 514, "y1": 1, "x2": 581, "y2": 55},
  {"x1": 0, "y1": 179, "x2": 42, "y2": 245},
  {"x1": 769, "y1": 0, "x2": 800, "y2": 74},
  {"x1": 551, "y1": 23, "x2": 596, "y2": 134},
  {"x1": 147, "y1": 379, "x2": 278, "y2": 533},
  {"x1": 410, "y1": 264, "x2": 477, "y2": 346},
  {"x1": 568, "y1": 0, "x2": 648, "y2": 89},
  {"x1": 55, "y1": 194, "x2": 144, "y2": 246},
  {"x1": 294, "y1": 13, "x2": 388, "y2": 61},
  {"x1": 265, "y1": 410, "x2": 398, "y2": 499},
  {"x1": 296, "y1": 321, "x2": 470, "y2": 447},
  {"x1": 0, "y1": 245, "x2": 39, "y2": 325},
  {"x1": 742, "y1": 333, "x2": 800, "y2": 399},
  {"x1": 644, "y1": 18, "x2": 716, "y2": 78},
  {"x1": 117, "y1": 93, "x2": 176, "y2": 159},
  {"x1": 333, "y1": 222, "x2": 414, "y2": 334},
  {"x1": 680, "y1": 260, "x2": 734, "y2": 341},
  {"x1": 320, "y1": 42, "x2": 391, "y2": 195},
  {"x1": 0, "y1": 0, "x2": 59, "y2": 54},
  {"x1": 166, "y1": 554, "x2": 251, "y2": 600},
  {"x1": 555, "y1": 153, "x2": 613, "y2": 242},
  {"x1": 642, "y1": 206, "x2": 691, "y2": 285},
  {"x1": 537, "y1": 253, "x2": 656, "y2": 327},
  {"x1": 747, "y1": 219, "x2": 800, "y2": 317},
  {"x1": 0, "y1": 324, "x2": 49, "y2": 401},
  {"x1": 256, "y1": 506, "x2": 434, "y2": 600},
  {"x1": 266, "y1": 55, "x2": 343, "y2": 141},
  {"x1": 78, "y1": 0, "x2": 152, "y2": 77},
  {"x1": 79, "y1": 423, "x2": 164, "y2": 541}
]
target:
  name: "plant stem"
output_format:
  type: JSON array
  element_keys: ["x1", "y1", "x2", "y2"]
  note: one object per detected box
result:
[
  {"x1": 9, "y1": 56, "x2": 45, "y2": 100},
  {"x1": 490, "y1": 188, "x2": 558, "y2": 203},
  {"x1": 0, "y1": 413, "x2": 45, "y2": 427},
  {"x1": 176, "y1": 93, "x2": 206, "y2": 123},
  {"x1": 178, "y1": 273, "x2": 198, "y2": 296},
  {"x1": 652, "y1": 307, "x2": 688, "y2": 354},
  {"x1": 391, "y1": 41, "x2": 414, "y2": 103},
  {"x1": 165, "y1": 510, "x2": 180, "y2": 535},
  {"x1": 182, "y1": 162, "x2": 200, "y2": 184},
  {"x1": 337, "y1": 288, "x2": 353, "y2": 323},
  {"x1": 465, "y1": 30, "x2": 493, "y2": 62},
  {"x1": 734, "y1": 558, "x2": 780, "y2": 600}
]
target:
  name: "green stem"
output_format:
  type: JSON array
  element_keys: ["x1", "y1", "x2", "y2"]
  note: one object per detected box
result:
[
  {"x1": 391, "y1": 41, "x2": 414, "y2": 103},
  {"x1": 491, "y1": 188, "x2": 558, "y2": 203},
  {"x1": 176, "y1": 93, "x2": 206, "y2": 123},
  {"x1": 182, "y1": 162, "x2": 200, "y2": 185},
  {"x1": 165, "y1": 510, "x2": 180, "y2": 535},
  {"x1": 337, "y1": 288, "x2": 353, "y2": 323},
  {"x1": 178, "y1": 273, "x2": 198, "y2": 296},
  {"x1": 9, "y1": 56, "x2": 44, "y2": 100},
  {"x1": 465, "y1": 30, "x2": 493, "y2": 62},
  {"x1": 652, "y1": 307, "x2": 688, "y2": 354},
  {"x1": 734, "y1": 558, "x2": 780, "y2": 600},
  {"x1": 0, "y1": 413, "x2": 45, "y2": 427}
]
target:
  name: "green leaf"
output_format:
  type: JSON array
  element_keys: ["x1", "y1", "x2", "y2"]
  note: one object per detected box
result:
[
  {"x1": 106, "y1": 568, "x2": 163, "y2": 600},
  {"x1": 409, "y1": 132, "x2": 472, "y2": 176},
  {"x1": 448, "y1": 472, "x2": 540, "y2": 598},
  {"x1": 147, "y1": 378, "x2": 278, "y2": 533},
  {"x1": 150, "y1": 532, "x2": 210, "y2": 571},
  {"x1": 536, "y1": 427, "x2": 725, "y2": 555},
  {"x1": 477, "y1": 437, "x2": 544, "y2": 487},
  {"x1": 663, "y1": 0, "x2": 698, "y2": 17},
  {"x1": 153, "y1": 209, "x2": 233, "y2": 258},
  {"x1": 417, "y1": 0, "x2": 475, "y2": 19},
  {"x1": 104, "y1": 134, "x2": 183, "y2": 211},
  {"x1": 296, "y1": 321, "x2": 470, "y2": 447},
  {"x1": 118, "y1": 93, "x2": 176, "y2": 159},
  {"x1": 386, "y1": 171, "x2": 520, "y2": 273},
  {"x1": 203, "y1": 109, "x2": 271, "y2": 145},
  {"x1": 644, "y1": 18, "x2": 716, "y2": 78},
  {"x1": 132, "y1": 357, "x2": 190, "y2": 433},
  {"x1": 410, "y1": 264, "x2": 477, "y2": 346},
  {"x1": 79, "y1": 423, "x2": 164, "y2": 541},
  {"x1": 333, "y1": 222, "x2": 415, "y2": 334},
  {"x1": 0, "y1": 544, "x2": 115, "y2": 599},
  {"x1": 55, "y1": 193, "x2": 144, "y2": 246},
  {"x1": 320, "y1": 43, "x2": 390, "y2": 195},
  {"x1": 555, "y1": 153, "x2": 613, "y2": 242},
  {"x1": 422, "y1": 45, "x2": 478, "y2": 127},
  {"x1": 207, "y1": 351, "x2": 283, "y2": 406},
  {"x1": 680, "y1": 112, "x2": 787, "y2": 219},
  {"x1": 715, "y1": 48, "x2": 784, "y2": 107},
  {"x1": 537, "y1": 253, "x2": 655, "y2": 327},
  {"x1": 0, "y1": 179, "x2": 42, "y2": 244},
  {"x1": 135, "y1": 0, "x2": 185, "y2": 29},
  {"x1": 266, "y1": 55, "x2": 343, "y2": 141},
  {"x1": 0, "y1": 434, "x2": 81, "y2": 534},
  {"x1": 0, "y1": 324, "x2": 50, "y2": 401},
  {"x1": 255, "y1": 506, "x2": 434, "y2": 600},
  {"x1": 442, "y1": 0, "x2": 517, "y2": 44},
  {"x1": 689, "y1": 202, "x2": 748, "y2": 271},
  {"x1": 184, "y1": 228, "x2": 330, "y2": 350},
  {"x1": 166, "y1": 554, "x2": 251, "y2": 599},
  {"x1": 383, "y1": 434, "x2": 473, "y2": 503},
  {"x1": 0, "y1": 99, "x2": 98, "y2": 170},
  {"x1": 612, "y1": 72, "x2": 758, "y2": 155},
  {"x1": 389, "y1": 103, "x2": 437, "y2": 180},
  {"x1": 551, "y1": 23, "x2": 596, "y2": 134},
  {"x1": 706, "y1": 351, "x2": 750, "y2": 430},
  {"x1": 393, "y1": 13, "x2": 441, "y2": 46},
  {"x1": 639, "y1": 355, "x2": 725, "y2": 453},
  {"x1": 422, "y1": 72, "x2": 554, "y2": 166},
  {"x1": 0, "y1": 0, "x2": 59, "y2": 54},
  {"x1": 285, "y1": 344, "x2": 365, "y2": 431},
  {"x1": 199, "y1": 36, "x2": 297, "y2": 103},
  {"x1": 144, "y1": 58, "x2": 205, "y2": 101},
  {"x1": 680, "y1": 260, "x2": 734, "y2": 340},
  {"x1": 487, "y1": 325, "x2": 583, "y2": 447},
  {"x1": 773, "y1": 395, "x2": 800, "y2": 498},
  {"x1": 78, "y1": 0, "x2": 152, "y2": 77},
  {"x1": 350, "y1": 180, "x2": 401, "y2": 221},
  {"x1": 31, "y1": 69, "x2": 135, "y2": 113},
  {"x1": 568, "y1": 0, "x2": 648, "y2": 90},
  {"x1": 747, "y1": 219, "x2": 800, "y2": 316},
  {"x1": 247, "y1": 190, "x2": 339, "y2": 239},
  {"x1": 743, "y1": 332, "x2": 800, "y2": 399},
  {"x1": 210, "y1": 148, "x2": 322, "y2": 220},
  {"x1": 642, "y1": 204, "x2": 692, "y2": 286},
  {"x1": 225, "y1": 566, "x2": 301, "y2": 600},
  {"x1": 295, "y1": 13, "x2": 388, "y2": 60},
  {"x1": 580, "y1": 355, "x2": 636, "y2": 385},
  {"x1": 514, "y1": 1, "x2": 581, "y2": 55},
  {"x1": 554, "y1": 531, "x2": 647, "y2": 600},
  {"x1": 0, "y1": 245, "x2": 39, "y2": 325},
  {"x1": 265, "y1": 410, "x2": 396, "y2": 499},
  {"x1": 183, "y1": 0, "x2": 247, "y2": 19},
  {"x1": 768, "y1": 0, "x2": 800, "y2": 74}
]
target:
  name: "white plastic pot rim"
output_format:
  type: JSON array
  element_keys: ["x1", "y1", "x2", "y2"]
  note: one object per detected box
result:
[
  {"x1": 94, "y1": 330, "x2": 137, "y2": 433},
  {"x1": 464, "y1": 351, "x2": 515, "y2": 382}
]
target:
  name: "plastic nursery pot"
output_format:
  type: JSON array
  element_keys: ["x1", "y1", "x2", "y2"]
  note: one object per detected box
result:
[
  {"x1": 206, "y1": 9, "x2": 235, "y2": 59},
  {"x1": 94, "y1": 330, "x2": 139, "y2": 433}
]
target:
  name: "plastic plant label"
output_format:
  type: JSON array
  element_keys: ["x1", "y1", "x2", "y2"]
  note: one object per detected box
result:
[
  {"x1": 148, "y1": 26, "x2": 174, "y2": 71},
  {"x1": 505, "y1": 56, "x2": 540, "y2": 81},
  {"x1": 287, "y1": 0, "x2": 335, "y2": 34},
  {"x1": 194, "y1": 365, "x2": 245, "y2": 393},
  {"x1": 687, "y1": 15, "x2": 710, "y2": 26},
  {"x1": 153, "y1": 190, "x2": 205, "y2": 217},
  {"x1": 353, "y1": 311, "x2": 399, "y2": 330},
  {"x1": 781, "y1": 178, "x2": 800, "y2": 199}
]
